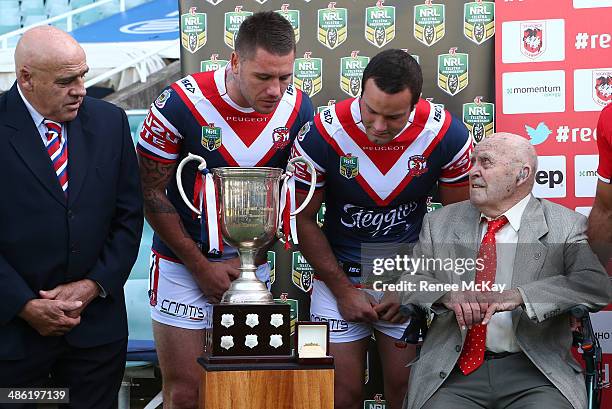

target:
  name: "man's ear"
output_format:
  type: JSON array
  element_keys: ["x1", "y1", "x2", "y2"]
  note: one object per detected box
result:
[
  {"x1": 18, "y1": 67, "x2": 33, "y2": 91},
  {"x1": 516, "y1": 166, "x2": 530, "y2": 184},
  {"x1": 230, "y1": 52, "x2": 239, "y2": 75}
]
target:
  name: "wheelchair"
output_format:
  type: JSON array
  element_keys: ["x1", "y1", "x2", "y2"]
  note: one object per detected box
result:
[{"x1": 400, "y1": 304, "x2": 607, "y2": 409}]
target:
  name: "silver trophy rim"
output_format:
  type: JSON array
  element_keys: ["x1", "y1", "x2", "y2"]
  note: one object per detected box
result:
[{"x1": 212, "y1": 167, "x2": 283, "y2": 177}]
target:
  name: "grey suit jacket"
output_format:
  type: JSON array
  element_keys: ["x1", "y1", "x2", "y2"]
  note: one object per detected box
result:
[{"x1": 399, "y1": 196, "x2": 611, "y2": 409}]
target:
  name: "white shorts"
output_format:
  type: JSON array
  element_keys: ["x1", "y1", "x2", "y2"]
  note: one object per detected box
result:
[
  {"x1": 310, "y1": 279, "x2": 409, "y2": 343},
  {"x1": 148, "y1": 251, "x2": 271, "y2": 329}
]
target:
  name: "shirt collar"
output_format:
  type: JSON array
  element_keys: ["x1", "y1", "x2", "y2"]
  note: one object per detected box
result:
[
  {"x1": 17, "y1": 84, "x2": 45, "y2": 129},
  {"x1": 481, "y1": 194, "x2": 532, "y2": 232}
]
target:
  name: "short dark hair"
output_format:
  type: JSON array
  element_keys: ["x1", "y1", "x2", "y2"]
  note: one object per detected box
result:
[
  {"x1": 235, "y1": 11, "x2": 296, "y2": 60},
  {"x1": 361, "y1": 49, "x2": 422, "y2": 107}
]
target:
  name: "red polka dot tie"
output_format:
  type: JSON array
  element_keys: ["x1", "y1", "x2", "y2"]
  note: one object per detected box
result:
[
  {"x1": 457, "y1": 216, "x2": 509, "y2": 375},
  {"x1": 43, "y1": 119, "x2": 68, "y2": 196}
]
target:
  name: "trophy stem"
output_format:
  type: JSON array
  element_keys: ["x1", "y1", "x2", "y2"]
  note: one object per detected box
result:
[{"x1": 220, "y1": 249, "x2": 274, "y2": 304}]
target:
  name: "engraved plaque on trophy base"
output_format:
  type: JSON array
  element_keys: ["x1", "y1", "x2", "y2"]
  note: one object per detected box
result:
[{"x1": 203, "y1": 304, "x2": 292, "y2": 364}]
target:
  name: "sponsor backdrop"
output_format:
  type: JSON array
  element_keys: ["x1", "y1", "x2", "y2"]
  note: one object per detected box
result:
[
  {"x1": 176, "y1": 0, "x2": 495, "y2": 406},
  {"x1": 496, "y1": 1, "x2": 611, "y2": 406}
]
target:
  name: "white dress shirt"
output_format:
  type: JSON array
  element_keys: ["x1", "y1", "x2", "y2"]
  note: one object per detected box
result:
[
  {"x1": 17, "y1": 85, "x2": 68, "y2": 146},
  {"x1": 479, "y1": 194, "x2": 531, "y2": 353}
]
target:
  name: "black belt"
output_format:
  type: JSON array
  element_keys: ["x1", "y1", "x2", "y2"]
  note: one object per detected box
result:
[{"x1": 484, "y1": 351, "x2": 520, "y2": 360}]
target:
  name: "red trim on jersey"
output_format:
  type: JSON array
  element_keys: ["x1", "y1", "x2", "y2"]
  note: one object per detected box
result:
[
  {"x1": 255, "y1": 90, "x2": 303, "y2": 166},
  {"x1": 171, "y1": 81, "x2": 239, "y2": 166},
  {"x1": 334, "y1": 99, "x2": 431, "y2": 175},
  {"x1": 439, "y1": 179, "x2": 469, "y2": 187},
  {"x1": 314, "y1": 106, "x2": 452, "y2": 207},
  {"x1": 195, "y1": 72, "x2": 272, "y2": 148},
  {"x1": 136, "y1": 147, "x2": 176, "y2": 164}
]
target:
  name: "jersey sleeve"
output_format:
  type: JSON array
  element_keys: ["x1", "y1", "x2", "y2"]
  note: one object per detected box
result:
[
  {"x1": 597, "y1": 104, "x2": 612, "y2": 184},
  {"x1": 289, "y1": 117, "x2": 328, "y2": 192},
  {"x1": 136, "y1": 87, "x2": 184, "y2": 163},
  {"x1": 438, "y1": 113, "x2": 473, "y2": 186}
]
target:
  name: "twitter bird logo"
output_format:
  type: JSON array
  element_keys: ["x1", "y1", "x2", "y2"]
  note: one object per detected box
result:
[{"x1": 525, "y1": 122, "x2": 552, "y2": 146}]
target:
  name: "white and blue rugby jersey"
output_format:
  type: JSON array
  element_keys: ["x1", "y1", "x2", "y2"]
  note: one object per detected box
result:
[
  {"x1": 291, "y1": 97, "x2": 471, "y2": 266},
  {"x1": 137, "y1": 68, "x2": 314, "y2": 261}
]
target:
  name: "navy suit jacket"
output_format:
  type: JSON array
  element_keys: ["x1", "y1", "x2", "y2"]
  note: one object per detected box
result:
[{"x1": 0, "y1": 83, "x2": 143, "y2": 359}]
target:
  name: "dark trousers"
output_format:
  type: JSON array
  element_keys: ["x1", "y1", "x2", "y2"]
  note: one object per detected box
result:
[
  {"x1": 0, "y1": 336, "x2": 127, "y2": 409},
  {"x1": 422, "y1": 353, "x2": 573, "y2": 409}
]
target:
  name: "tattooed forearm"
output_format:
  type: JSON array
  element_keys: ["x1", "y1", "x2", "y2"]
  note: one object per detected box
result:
[
  {"x1": 138, "y1": 155, "x2": 179, "y2": 214},
  {"x1": 143, "y1": 191, "x2": 178, "y2": 214},
  {"x1": 138, "y1": 155, "x2": 176, "y2": 190}
]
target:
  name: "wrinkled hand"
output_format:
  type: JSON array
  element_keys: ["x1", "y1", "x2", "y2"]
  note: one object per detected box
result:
[
  {"x1": 480, "y1": 290, "x2": 523, "y2": 325},
  {"x1": 373, "y1": 292, "x2": 409, "y2": 324},
  {"x1": 18, "y1": 298, "x2": 83, "y2": 336},
  {"x1": 336, "y1": 287, "x2": 379, "y2": 323},
  {"x1": 439, "y1": 290, "x2": 487, "y2": 330},
  {"x1": 192, "y1": 258, "x2": 241, "y2": 303},
  {"x1": 39, "y1": 279, "x2": 100, "y2": 318}
]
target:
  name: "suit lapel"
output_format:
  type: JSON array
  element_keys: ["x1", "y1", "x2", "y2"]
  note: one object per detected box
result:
[
  {"x1": 67, "y1": 113, "x2": 91, "y2": 206},
  {"x1": 512, "y1": 196, "x2": 548, "y2": 287},
  {"x1": 5, "y1": 85, "x2": 66, "y2": 205},
  {"x1": 452, "y1": 203, "x2": 480, "y2": 284}
]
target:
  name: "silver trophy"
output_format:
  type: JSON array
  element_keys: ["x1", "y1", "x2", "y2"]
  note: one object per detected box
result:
[{"x1": 176, "y1": 154, "x2": 316, "y2": 304}]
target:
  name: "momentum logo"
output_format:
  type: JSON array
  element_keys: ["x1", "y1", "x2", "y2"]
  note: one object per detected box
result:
[{"x1": 502, "y1": 71, "x2": 565, "y2": 114}]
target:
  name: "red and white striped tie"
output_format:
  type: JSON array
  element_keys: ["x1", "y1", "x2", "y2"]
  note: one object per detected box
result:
[{"x1": 43, "y1": 119, "x2": 68, "y2": 196}]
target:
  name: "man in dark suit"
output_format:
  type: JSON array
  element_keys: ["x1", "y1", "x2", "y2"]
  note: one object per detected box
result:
[{"x1": 0, "y1": 26, "x2": 143, "y2": 408}]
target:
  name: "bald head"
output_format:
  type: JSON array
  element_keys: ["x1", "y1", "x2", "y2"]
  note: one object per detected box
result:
[
  {"x1": 469, "y1": 132, "x2": 538, "y2": 217},
  {"x1": 477, "y1": 132, "x2": 537, "y2": 176},
  {"x1": 15, "y1": 26, "x2": 84, "y2": 73},
  {"x1": 15, "y1": 26, "x2": 87, "y2": 122}
]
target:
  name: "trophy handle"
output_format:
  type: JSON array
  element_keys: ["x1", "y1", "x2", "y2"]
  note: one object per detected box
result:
[
  {"x1": 176, "y1": 153, "x2": 208, "y2": 216},
  {"x1": 286, "y1": 156, "x2": 317, "y2": 215}
]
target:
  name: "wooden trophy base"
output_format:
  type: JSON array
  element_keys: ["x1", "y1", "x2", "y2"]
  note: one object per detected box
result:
[{"x1": 198, "y1": 358, "x2": 334, "y2": 409}]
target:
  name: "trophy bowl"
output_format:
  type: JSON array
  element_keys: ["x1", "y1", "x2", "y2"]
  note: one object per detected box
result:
[
  {"x1": 176, "y1": 154, "x2": 316, "y2": 305},
  {"x1": 213, "y1": 167, "x2": 283, "y2": 304}
]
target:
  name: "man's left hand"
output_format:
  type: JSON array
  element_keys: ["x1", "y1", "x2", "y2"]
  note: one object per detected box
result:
[
  {"x1": 480, "y1": 289, "x2": 523, "y2": 325},
  {"x1": 39, "y1": 279, "x2": 100, "y2": 318},
  {"x1": 373, "y1": 292, "x2": 409, "y2": 324}
]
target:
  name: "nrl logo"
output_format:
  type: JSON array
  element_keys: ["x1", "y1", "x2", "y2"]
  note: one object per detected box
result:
[
  {"x1": 521, "y1": 21, "x2": 545, "y2": 59},
  {"x1": 205, "y1": 0, "x2": 223, "y2": 4},
  {"x1": 340, "y1": 51, "x2": 369, "y2": 98},
  {"x1": 437, "y1": 47, "x2": 469, "y2": 96},
  {"x1": 292, "y1": 252, "x2": 314, "y2": 293},
  {"x1": 365, "y1": 0, "x2": 396, "y2": 48},
  {"x1": 276, "y1": 4, "x2": 300, "y2": 43},
  {"x1": 318, "y1": 2, "x2": 348, "y2": 50},
  {"x1": 201, "y1": 123, "x2": 222, "y2": 151},
  {"x1": 317, "y1": 100, "x2": 336, "y2": 114},
  {"x1": 364, "y1": 393, "x2": 387, "y2": 408},
  {"x1": 293, "y1": 51, "x2": 323, "y2": 97},
  {"x1": 414, "y1": 0, "x2": 445, "y2": 47},
  {"x1": 593, "y1": 70, "x2": 612, "y2": 107},
  {"x1": 272, "y1": 126, "x2": 291, "y2": 150},
  {"x1": 200, "y1": 54, "x2": 229, "y2": 73},
  {"x1": 224, "y1": 6, "x2": 252, "y2": 49},
  {"x1": 463, "y1": 96, "x2": 494, "y2": 144},
  {"x1": 464, "y1": 1, "x2": 495, "y2": 45},
  {"x1": 275, "y1": 294, "x2": 299, "y2": 335},
  {"x1": 407, "y1": 155, "x2": 428, "y2": 177},
  {"x1": 339, "y1": 154, "x2": 359, "y2": 179},
  {"x1": 181, "y1": 7, "x2": 207, "y2": 54}
]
